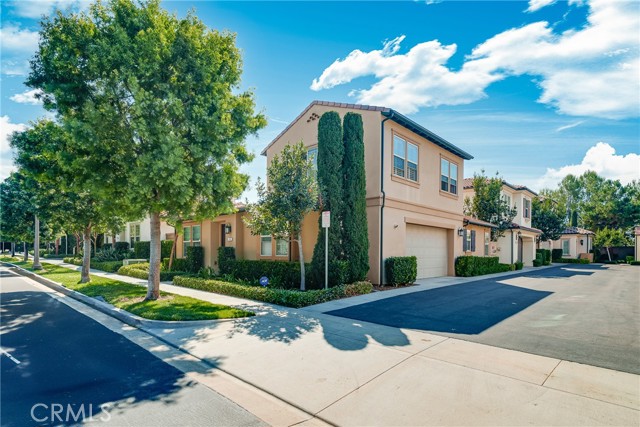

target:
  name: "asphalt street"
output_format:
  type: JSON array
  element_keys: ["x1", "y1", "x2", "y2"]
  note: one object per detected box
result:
[
  {"x1": 0, "y1": 266, "x2": 265, "y2": 427},
  {"x1": 328, "y1": 264, "x2": 640, "y2": 374}
]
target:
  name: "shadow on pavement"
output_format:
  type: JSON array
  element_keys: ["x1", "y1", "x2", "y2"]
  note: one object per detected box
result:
[
  {"x1": 327, "y1": 281, "x2": 553, "y2": 335},
  {"x1": 0, "y1": 290, "x2": 213, "y2": 427}
]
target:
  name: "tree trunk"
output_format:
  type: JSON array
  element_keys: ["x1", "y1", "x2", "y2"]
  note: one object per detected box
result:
[
  {"x1": 168, "y1": 226, "x2": 177, "y2": 271},
  {"x1": 75, "y1": 232, "x2": 81, "y2": 255},
  {"x1": 33, "y1": 216, "x2": 42, "y2": 270},
  {"x1": 55, "y1": 238, "x2": 59, "y2": 255},
  {"x1": 11, "y1": 242, "x2": 15, "y2": 257},
  {"x1": 23, "y1": 242, "x2": 28, "y2": 261},
  {"x1": 297, "y1": 233, "x2": 306, "y2": 291},
  {"x1": 80, "y1": 225, "x2": 92, "y2": 283},
  {"x1": 146, "y1": 212, "x2": 161, "y2": 300}
]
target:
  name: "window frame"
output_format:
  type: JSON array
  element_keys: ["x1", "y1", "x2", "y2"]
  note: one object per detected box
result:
[
  {"x1": 484, "y1": 232, "x2": 490, "y2": 256},
  {"x1": 392, "y1": 134, "x2": 419, "y2": 183},
  {"x1": 440, "y1": 157, "x2": 459, "y2": 195},
  {"x1": 524, "y1": 198, "x2": 531, "y2": 219},
  {"x1": 561, "y1": 239, "x2": 570, "y2": 256},
  {"x1": 129, "y1": 223, "x2": 141, "y2": 248},
  {"x1": 260, "y1": 235, "x2": 273, "y2": 257}
]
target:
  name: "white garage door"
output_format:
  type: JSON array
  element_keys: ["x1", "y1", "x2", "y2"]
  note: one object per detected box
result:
[{"x1": 405, "y1": 224, "x2": 448, "y2": 278}]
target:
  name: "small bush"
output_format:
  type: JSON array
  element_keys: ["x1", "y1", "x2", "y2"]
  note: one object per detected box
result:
[
  {"x1": 551, "y1": 249, "x2": 563, "y2": 261},
  {"x1": 218, "y1": 247, "x2": 236, "y2": 275},
  {"x1": 537, "y1": 249, "x2": 551, "y2": 266},
  {"x1": 62, "y1": 257, "x2": 123, "y2": 272},
  {"x1": 344, "y1": 281, "x2": 373, "y2": 297},
  {"x1": 133, "y1": 241, "x2": 150, "y2": 259},
  {"x1": 515, "y1": 261, "x2": 524, "y2": 270},
  {"x1": 117, "y1": 262, "x2": 187, "y2": 281},
  {"x1": 455, "y1": 256, "x2": 511, "y2": 277},
  {"x1": 532, "y1": 259, "x2": 542, "y2": 267},
  {"x1": 114, "y1": 242, "x2": 130, "y2": 252},
  {"x1": 94, "y1": 248, "x2": 128, "y2": 262},
  {"x1": 557, "y1": 258, "x2": 590, "y2": 264},
  {"x1": 186, "y1": 246, "x2": 205, "y2": 274},
  {"x1": 630, "y1": 260, "x2": 640, "y2": 266},
  {"x1": 172, "y1": 276, "x2": 371, "y2": 308},
  {"x1": 625, "y1": 256, "x2": 634, "y2": 264},
  {"x1": 385, "y1": 256, "x2": 417, "y2": 286}
]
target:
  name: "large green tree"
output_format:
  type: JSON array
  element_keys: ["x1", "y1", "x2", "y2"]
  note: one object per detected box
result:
[
  {"x1": 28, "y1": 0, "x2": 265, "y2": 298},
  {"x1": 341, "y1": 112, "x2": 369, "y2": 282},
  {"x1": 532, "y1": 194, "x2": 565, "y2": 243},
  {"x1": 463, "y1": 171, "x2": 517, "y2": 239},
  {"x1": 10, "y1": 120, "x2": 124, "y2": 282},
  {"x1": 310, "y1": 111, "x2": 344, "y2": 287},
  {"x1": 245, "y1": 143, "x2": 318, "y2": 290},
  {"x1": 0, "y1": 173, "x2": 36, "y2": 261}
]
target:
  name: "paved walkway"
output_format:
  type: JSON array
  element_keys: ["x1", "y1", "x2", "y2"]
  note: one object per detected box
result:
[{"x1": 38, "y1": 259, "x2": 640, "y2": 425}]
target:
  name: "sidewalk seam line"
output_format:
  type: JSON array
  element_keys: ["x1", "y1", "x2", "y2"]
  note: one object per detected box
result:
[{"x1": 541, "y1": 359, "x2": 563, "y2": 386}]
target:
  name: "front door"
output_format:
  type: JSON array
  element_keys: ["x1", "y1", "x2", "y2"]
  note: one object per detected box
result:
[
  {"x1": 518, "y1": 237, "x2": 523, "y2": 262},
  {"x1": 220, "y1": 224, "x2": 226, "y2": 247}
]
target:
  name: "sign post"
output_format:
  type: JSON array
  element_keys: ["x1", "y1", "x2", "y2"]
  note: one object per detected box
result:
[{"x1": 322, "y1": 211, "x2": 330, "y2": 290}]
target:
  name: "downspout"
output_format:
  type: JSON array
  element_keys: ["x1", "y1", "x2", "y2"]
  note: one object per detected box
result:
[
  {"x1": 510, "y1": 229, "x2": 514, "y2": 264},
  {"x1": 379, "y1": 114, "x2": 392, "y2": 285}
]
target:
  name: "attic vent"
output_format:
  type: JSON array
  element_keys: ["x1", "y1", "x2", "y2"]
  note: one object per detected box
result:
[{"x1": 306, "y1": 112, "x2": 320, "y2": 123}]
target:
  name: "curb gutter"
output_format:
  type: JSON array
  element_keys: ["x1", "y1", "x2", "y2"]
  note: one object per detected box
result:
[{"x1": 3, "y1": 262, "x2": 233, "y2": 329}]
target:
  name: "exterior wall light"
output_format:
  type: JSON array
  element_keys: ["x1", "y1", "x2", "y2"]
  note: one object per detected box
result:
[
  {"x1": 225, "y1": 224, "x2": 232, "y2": 234},
  {"x1": 457, "y1": 228, "x2": 464, "y2": 237}
]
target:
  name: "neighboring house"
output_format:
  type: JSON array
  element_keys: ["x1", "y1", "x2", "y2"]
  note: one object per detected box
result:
[
  {"x1": 462, "y1": 216, "x2": 498, "y2": 257},
  {"x1": 463, "y1": 179, "x2": 541, "y2": 266},
  {"x1": 541, "y1": 226, "x2": 594, "y2": 259},
  {"x1": 105, "y1": 215, "x2": 173, "y2": 249},
  {"x1": 261, "y1": 100, "x2": 474, "y2": 284}
]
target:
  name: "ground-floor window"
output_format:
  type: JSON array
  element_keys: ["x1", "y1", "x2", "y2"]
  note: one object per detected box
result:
[
  {"x1": 484, "y1": 232, "x2": 490, "y2": 256},
  {"x1": 463, "y1": 229, "x2": 476, "y2": 252},
  {"x1": 275, "y1": 238, "x2": 289, "y2": 257},
  {"x1": 183, "y1": 225, "x2": 201, "y2": 255},
  {"x1": 562, "y1": 239, "x2": 570, "y2": 256},
  {"x1": 129, "y1": 223, "x2": 140, "y2": 248},
  {"x1": 260, "y1": 235, "x2": 272, "y2": 256}
]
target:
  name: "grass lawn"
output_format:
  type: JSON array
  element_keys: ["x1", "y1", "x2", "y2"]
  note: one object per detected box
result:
[{"x1": 0, "y1": 257, "x2": 253, "y2": 321}]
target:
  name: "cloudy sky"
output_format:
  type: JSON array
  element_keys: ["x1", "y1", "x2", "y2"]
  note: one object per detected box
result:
[{"x1": 1, "y1": 0, "x2": 638, "y2": 199}]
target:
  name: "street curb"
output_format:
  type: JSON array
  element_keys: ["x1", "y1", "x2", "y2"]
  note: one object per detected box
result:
[{"x1": 2, "y1": 261, "x2": 236, "y2": 329}]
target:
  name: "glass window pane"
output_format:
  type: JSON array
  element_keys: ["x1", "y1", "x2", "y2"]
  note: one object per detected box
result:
[
  {"x1": 450, "y1": 182, "x2": 457, "y2": 194},
  {"x1": 393, "y1": 156, "x2": 405, "y2": 177},
  {"x1": 450, "y1": 163, "x2": 457, "y2": 181},
  {"x1": 261, "y1": 236, "x2": 272, "y2": 256},
  {"x1": 441, "y1": 175, "x2": 448, "y2": 191},
  {"x1": 307, "y1": 148, "x2": 318, "y2": 170},
  {"x1": 183, "y1": 226, "x2": 191, "y2": 243},
  {"x1": 441, "y1": 158, "x2": 449, "y2": 178},
  {"x1": 407, "y1": 162, "x2": 418, "y2": 181},
  {"x1": 393, "y1": 136, "x2": 405, "y2": 158},
  {"x1": 192, "y1": 225, "x2": 201, "y2": 242},
  {"x1": 407, "y1": 143, "x2": 418, "y2": 163},
  {"x1": 276, "y1": 239, "x2": 288, "y2": 256}
]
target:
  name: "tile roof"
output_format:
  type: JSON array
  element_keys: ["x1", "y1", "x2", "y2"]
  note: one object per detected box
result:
[
  {"x1": 509, "y1": 223, "x2": 542, "y2": 234},
  {"x1": 464, "y1": 216, "x2": 498, "y2": 228},
  {"x1": 261, "y1": 100, "x2": 473, "y2": 160},
  {"x1": 462, "y1": 178, "x2": 538, "y2": 196},
  {"x1": 561, "y1": 226, "x2": 594, "y2": 235}
]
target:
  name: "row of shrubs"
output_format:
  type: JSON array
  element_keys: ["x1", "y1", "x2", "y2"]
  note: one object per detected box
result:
[
  {"x1": 455, "y1": 256, "x2": 513, "y2": 277},
  {"x1": 63, "y1": 257, "x2": 124, "y2": 273},
  {"x1": 534, "y1": 249, "x2": 552, "y2": 267},
  {"x1": 117, "y1": 263, "x2": 188, "y2": 281},
  {"x1": 172, "y1": 276, "x2": 373, "y2": 308},
  {"x1": 217, "y1": 247, "x2": 349, "y2": 289},
  {"x1": 556, "y1": 258, "x2": 590, "y2": 264}
]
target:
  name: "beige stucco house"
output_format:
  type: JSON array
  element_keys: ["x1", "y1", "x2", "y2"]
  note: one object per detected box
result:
[
  {"x1": 105, "y1": 215, "x2": 173, "y2": 249},
  {"x1": 463, "y1": 179, "x2": 541, "y2": 266},
  {"x1": 260, "y1": 100, "x2": 474, "y2": 284},
  {"x1": 540, "y1": 226, "x2": 594, "y2": 259}
]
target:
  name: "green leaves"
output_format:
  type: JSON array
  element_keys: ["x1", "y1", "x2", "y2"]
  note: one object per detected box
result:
[{"x1": 464, "y1": 171, "x2": 517, "y2": 240}]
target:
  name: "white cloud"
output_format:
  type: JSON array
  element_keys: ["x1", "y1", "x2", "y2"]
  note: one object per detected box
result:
[
  {"x1": 10, "y1": 89, "x2": 44, "y2": 105},
  {"x1": 9, "y1": 0, "x2": 90, "y2": 19},
  {"x1": 526, "y1": 0, "x2": 556, "y2": 13},
  {"x1": 0, "y1": 24, "x2": 40, "y2": 76},
  {"x1": 311, "y1": 0, "x2": 640, "y2": 119},
  {"x1": 0, "y1": 116, "x2": 26, "y2": 181},
  {"x1": 556, "y1": 120, "x2": 585, "y2": 132},
  {"x1": 537, "y1": 142, "x2": 640, "y2": 189}
]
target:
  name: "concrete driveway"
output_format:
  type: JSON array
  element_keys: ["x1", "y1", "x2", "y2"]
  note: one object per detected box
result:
[{"x1": 327, "y1": 264, "x2": 640, "y2": 374}]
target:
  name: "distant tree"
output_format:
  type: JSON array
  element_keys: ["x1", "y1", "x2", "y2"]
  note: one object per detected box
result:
[
  {"x1": 311, "y1": 111, "x2": 344, "y2": 286},
  {"x1": 532, "y1": 195, "x2": 565, "y2": 243},
  {"x1": 28, "y1": 0, "x2": 265, "y2": 298},
  {"x1": 463, "y1": 171, "x2": 516, "y2": 240},
  {"x1": 245, "y1": 143, "x2": 318, "y2": 290},
  {"x1": 0, "y1": 173, "x2": 35, "y2": 261},
  {"x1": 341, "y1": 112, "x2": 369, "y2": 282},
  {"x1": 594, "y1": 227, "x2": 632, "y2": 261}
]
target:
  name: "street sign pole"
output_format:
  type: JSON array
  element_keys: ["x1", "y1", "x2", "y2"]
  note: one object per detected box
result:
[{"x1": 322, "y1": 211, "x2": 330, "y2": 290}]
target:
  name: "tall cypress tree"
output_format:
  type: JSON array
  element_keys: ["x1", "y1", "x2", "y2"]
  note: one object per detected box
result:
[
  {"x1": 310, "y1": 111, "x2": 344, "y2": 287},
  {"x1": 342, "y1": 112, "x2": 369, "y2": 282}
]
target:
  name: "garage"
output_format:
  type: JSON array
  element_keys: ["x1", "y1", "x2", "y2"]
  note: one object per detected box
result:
[{"x1": 405, "y1": 224, "x2": 448, "y2": 278}]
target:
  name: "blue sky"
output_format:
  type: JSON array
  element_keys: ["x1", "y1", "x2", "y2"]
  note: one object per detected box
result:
[{"x1": 1, "y1": 0, "x2": 638, "y2": 201}]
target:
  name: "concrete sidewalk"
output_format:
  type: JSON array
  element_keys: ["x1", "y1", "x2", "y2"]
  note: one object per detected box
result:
[{"x1": 40, "y1": 259, "x2": 640, "y2": 425}]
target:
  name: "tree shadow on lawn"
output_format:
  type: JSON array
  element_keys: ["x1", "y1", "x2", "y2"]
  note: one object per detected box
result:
[
  {"x1": 327, "y1": 281, "x2": 553, "y2": 335},
  {"x1": 0, "y1": 290, "x2": 226, "y2": 427}
]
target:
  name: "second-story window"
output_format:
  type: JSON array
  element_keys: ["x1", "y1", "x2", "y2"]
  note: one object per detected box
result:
[
  {"x1": 502, "y1": 192, "x2": 512, "y2": 208},
  {"x1": 307, "y1": 147, "x2": 318, "y2": 171},
  {"x1": 393, "y1": 135, "x2": 418, "y2": 182},
  {"x1": 524, "y1": 198, "x2": 531, "y2": 218},
  {"x1": 440, "y1": 158, "x2": 458, "y2": 195}
]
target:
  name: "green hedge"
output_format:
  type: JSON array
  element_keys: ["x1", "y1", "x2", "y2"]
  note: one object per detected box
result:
[
  {"x1": 455, "y1": 256, "x2": 512, "y2": 277},
  {"x1": 63, "y1": 257, "x2": 123, "y2": 273},
  {"x1": 172, "y1": 276, "x2": 372, "y2": 308},
  {"x1": 515, "y1": 261, "x2": 524, "y2": 270},
  {"x1": 551, "y1": 249, "x2": 563, "y2": 261},
  {"x1": 385, "y1": 256, "x2": 417, "y2": 285},
  {"x1": 218, "y1": 247, "x2": 236, "y2": 275},
  {"x1": 185, "y1": 246, "x2": 205, "y2": 273},
  {"x1": 117, "y1": 263, "x2": 188, "y2": 281},
  {"x1": 532, "y1": 252, "x2": 544, "y2": 267},
  {"x1": 557, "y1": 258, "x2": 590, "y2": 264},
  {"x1": 133, "y1": 240, "x2": 173, "y2": 260},
  {"x1": 230, "y1": 259, "x2": 311, "y2": 289},
  {"x1": 162, "y1": 257, "x2": 189, "y2": 272},
  {"x1": 536, "y1": 249, "x2": 551, "y2": 266},
  {"x1": 114, "y1": 242, "x2": 130, "y2": 252},
  {"x1": 630, "y1": 261, "x2": 640, "y2": 266}
]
